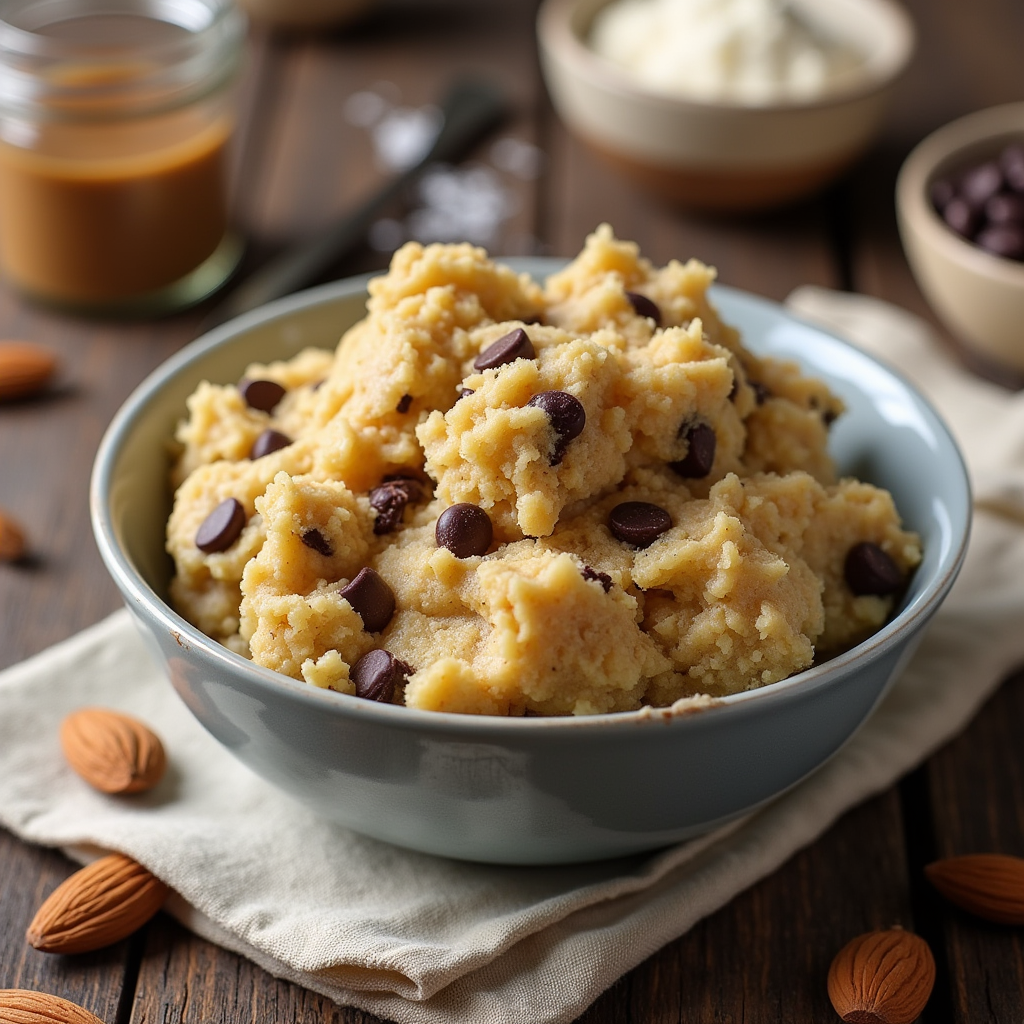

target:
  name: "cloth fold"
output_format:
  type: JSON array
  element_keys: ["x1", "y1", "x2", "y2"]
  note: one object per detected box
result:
[{"x1": 1, "y1": 289, "x2": 1021, "y2": 1024}]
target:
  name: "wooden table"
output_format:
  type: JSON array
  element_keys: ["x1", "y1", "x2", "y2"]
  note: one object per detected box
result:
[{"x1": 2, "y1": 0, "x2": 1023, "y2": 1020}]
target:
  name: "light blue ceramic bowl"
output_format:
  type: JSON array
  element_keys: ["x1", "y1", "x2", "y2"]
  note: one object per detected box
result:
[{"x1": 90, "y1": 261, "x2": 970, "y2": 864}]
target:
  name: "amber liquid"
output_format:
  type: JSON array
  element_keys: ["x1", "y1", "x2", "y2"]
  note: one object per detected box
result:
[{"x1": 0, "y1": 107, "x2": 231, "y2": 305}]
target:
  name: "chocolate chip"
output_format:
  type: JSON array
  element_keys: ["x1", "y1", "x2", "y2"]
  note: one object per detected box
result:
[
  {"x1": 625, "y1": 291, "x2": 661, "y2": 326},
  {"x1": 435, "y1": 503, "x2": 492, "y2": 557},
  {"x1": 340, "y1": 567, "x2": 396, "y2": 632},
  {"x1": 250, "y1": 428, "x2": 292, "y2": 459},
  {"x1": 823, "y1": 409, "x2": 839, "y2": 427},
  {"x1": 977, "y1": 223, "x2": 1024, "y2": 260},
  {"x1": 931, "y1": 144, "x2": 1024, "y2": 261},
  {"x1": 369, "y1": 476, "x2": 423, "y2": 535},
  {"x1": 985, "y1": 192, "x2": 1024, "y2": 225},
  {"x1": 301, "y1": 528, "x2": 333, "y2": 556},
  {"x1": 961, "y1": 161, "x2": 1004, "y2": 209},
  {"x1": 527, "y1": 390, "x2": 586, "y2": 465},
  {"x1": 350, "y1": 648, "x2": 411, "y2": 703},
  {"x1": 239, "y1": 378, "x2": 286, "y2": 413},
  {"x1": 455, "y1": 386, "x2": 475, "y2": 402},
  {"x1": 670, "y1": 421, "x2": 716, "y2": 479},
  {"x1": 195, "y1": 498, "x2": 246, "y2": 553},
  {"x1": 943, "y1": 196, "x2": 979, "y2": 238},
  {"x1": 844, "y1": 542, "x2": 903, "y2": 596},
  {"x1": 581, "y1": 565, "x2": 612, "y2": 592},
  {"x1": 396, "y1": 393, "x2": 412, "y2": 413},
  {"x1": 473, "y1": 328, "x2": 535, "y2": 370},
  {"x1": 608, "y1": 502, "x2": 672, "y2": 548}
]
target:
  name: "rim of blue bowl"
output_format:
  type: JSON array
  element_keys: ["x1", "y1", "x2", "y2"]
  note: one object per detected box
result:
[{"x1": 90, "y1": 263, "x2": 971, "y2": 736}]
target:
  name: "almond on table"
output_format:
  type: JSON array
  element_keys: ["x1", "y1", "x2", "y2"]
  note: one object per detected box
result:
[
  {"x1": 0, "y1": 340, "x2": 58, "y2": 402},
  {"x1": 0, "y1": 989, "x2": 106, "y2": 1024},
  {"x1": 925, "y1": 853, "x2": 1024, "y2": 925},
  {"x1": 26, "y1": 852, "x2": 169, "y2": 955},
  {"x1": 0, "y1": 509, "x2": 26, "y2": 562},
  {"x1": 827, "y1": 927, "x2": 935, "y2": 1024},
  {"x1": 59, "y1": 707, "x2": 166, "y2": 795}
]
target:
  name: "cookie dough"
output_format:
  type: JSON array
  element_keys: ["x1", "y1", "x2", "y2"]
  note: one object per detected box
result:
[{"x1": 166, "y1": 225, "x2": 921, "y2": 715}]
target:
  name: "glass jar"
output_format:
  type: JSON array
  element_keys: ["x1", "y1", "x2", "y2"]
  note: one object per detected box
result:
[{"x1": 0, "y1": 0, "x2": 245, "y2": 314}]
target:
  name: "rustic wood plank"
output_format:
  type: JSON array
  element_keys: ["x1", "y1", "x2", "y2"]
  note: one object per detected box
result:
[
  {"x1": 242, "y1": 0, "x2": 543, "y2": 283},
  {"x1": 0, "y1": 312, "x2": 196, "y2": 667}
]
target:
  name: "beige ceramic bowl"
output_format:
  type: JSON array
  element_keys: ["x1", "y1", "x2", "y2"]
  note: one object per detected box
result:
[
  {"x1": 237, "y1": 0, "x2": 373, "y2": 28},
  {"x1": 897, "y1": 103, "x2": 1024, "y2": 372},
  {"x1": 537, "y1": 0, "x2": 915, "y2": 210}
]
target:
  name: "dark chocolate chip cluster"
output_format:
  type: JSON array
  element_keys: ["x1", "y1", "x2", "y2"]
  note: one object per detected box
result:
[
  {"x1": 930, "y1": 143, "x2": 1024, "y2": 261},
  {"x1": 241, "y1": 377, "x2": 294, "y2": 458},
  {"x1": 369, "y1": 475, "x2": 423, "y2": 535}
]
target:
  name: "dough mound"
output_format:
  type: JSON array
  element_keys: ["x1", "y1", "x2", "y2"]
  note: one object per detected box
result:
[{"x1": 166, "y1": 226, "x2": 921, "y2": 715}]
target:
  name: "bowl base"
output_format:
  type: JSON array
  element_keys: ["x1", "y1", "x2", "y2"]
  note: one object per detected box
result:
[{"x1": 582, "y1": 136, "x2": 857, "y2": 211}]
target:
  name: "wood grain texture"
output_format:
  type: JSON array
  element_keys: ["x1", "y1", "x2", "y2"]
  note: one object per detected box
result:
[
  {"x1": 0, "y1": 314, "x2": 190, "y2": 668},
  {"x1": 242, "y1": 0, "x2": 544, "y2": 281}
]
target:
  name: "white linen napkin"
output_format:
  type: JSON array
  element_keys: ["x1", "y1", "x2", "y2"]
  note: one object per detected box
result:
[{"x1": 1, "y1": 288, "x2": 1022, "y2": 1024}]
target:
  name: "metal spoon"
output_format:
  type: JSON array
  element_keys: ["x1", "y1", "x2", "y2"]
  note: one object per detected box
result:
[{"x1": 203, "y1": 77, "x2": 508, "y2": 328}]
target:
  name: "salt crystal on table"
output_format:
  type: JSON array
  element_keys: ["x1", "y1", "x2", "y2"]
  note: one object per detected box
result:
[
  {"x1": 371, "y1": 105, "x2": 441, "y2": 172},
  {"x1": 491, "y1": 137, "x2": 545, "y2": 180}
]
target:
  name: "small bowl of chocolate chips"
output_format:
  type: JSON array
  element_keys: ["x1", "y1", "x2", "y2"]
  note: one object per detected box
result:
[{"x1": 897, "y1": 101, "x2": 1024, "y2": 373}]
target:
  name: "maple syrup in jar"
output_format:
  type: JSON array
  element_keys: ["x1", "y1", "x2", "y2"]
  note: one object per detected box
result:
[{"x1": 0, "y1": 0, "x2": 245, "y2": 313}]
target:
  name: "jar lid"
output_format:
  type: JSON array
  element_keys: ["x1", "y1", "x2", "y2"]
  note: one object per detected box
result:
[{"x1": 0, "y1": 0, "x2": 245, "y2": 120}]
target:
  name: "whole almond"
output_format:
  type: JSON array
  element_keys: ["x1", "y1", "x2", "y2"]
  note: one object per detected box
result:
[
  {"x1": 0, "y1": 510, "x2": 26, "y2": 562},
  {"x1": 26, "y1": 853, "x2": 168, "y2": 955},
  {"x1": 827, "y1": 927, "x2": 935, "y2": 1024},
  {"x1": 60, "y1": 708, "x2": 166, "y2": 795},
  {"x1": 0, "y1": 989, "x2": 105, "y2": 1024},
  {"x1": 925, "y1": 853, "x2": 1024, "y2": 925},
  {"x1": 0, "y1": 341, "x2": 58, "y2": 401}
]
